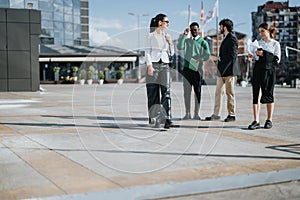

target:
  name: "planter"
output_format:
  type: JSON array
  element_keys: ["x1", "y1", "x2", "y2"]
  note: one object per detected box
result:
[
  {"x1": 87, "y1": 79, "x2": 93, "y2": 85},
  {"x1": 241, "y1": 80, "x2": 247, "y2": 87},
  {"x1": 79, "y1": 79, "x2": 85, "y2": 85},
  {"x1": 99, "y1": 79, "x2": 104, "y2": 85},
  {"x1": 117, "y1": 79, "x2": 123, "y2": 85},
  {"x1": 54, "y1": 72, "x2": 60, "y2": 81}
]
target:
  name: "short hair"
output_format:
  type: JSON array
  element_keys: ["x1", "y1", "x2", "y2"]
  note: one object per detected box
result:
[
  {"x1": 190, "y1": 22, "x2": 199, "y2": 28},
  {"x1": 219, "y1": 18, "x2": 234, "y2": 32}
]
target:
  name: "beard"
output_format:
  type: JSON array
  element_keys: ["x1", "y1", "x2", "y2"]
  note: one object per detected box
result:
[{"x1": 220, "y1": 28, "x2": 224, "y2": 34}]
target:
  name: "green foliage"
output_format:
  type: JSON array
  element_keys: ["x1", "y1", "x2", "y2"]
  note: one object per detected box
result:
[
  {"x1": 78, "y1": 69, "x2": 86, "y2": 80},
  {"x1": 87, "y1": 70, "x2": 93, "y2": 80},
  {"x1": 87, "y1": 65, "x2": 95, "y2": 80},
  {"x1": 98, "y1": 70, "x2": 105, "y2": 79},
  {"x1": 53, "y1": 66, "x2": 60, "y2": 73},
  {"x1": 116, "y1": 70, "x2": 123, "y2": 80},
  {"x1": 88, "y1": 65, "x2": 95, "y2": 72},
  {"x1": 72, "y1": 66, "x2": 78, "y2": 72}
]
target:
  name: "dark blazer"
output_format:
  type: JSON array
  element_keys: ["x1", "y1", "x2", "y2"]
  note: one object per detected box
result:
[
  {"x1": 255, "y1": 50, "x2": 279, "y2": 70},
  {"x1": 217, "y1": 32, "x2": 240, "y2": 77}
]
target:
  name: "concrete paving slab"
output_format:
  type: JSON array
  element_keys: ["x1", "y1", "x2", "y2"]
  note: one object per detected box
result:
[{"x1": 0, "y1": 83, "x2": 299, "y2": 199}]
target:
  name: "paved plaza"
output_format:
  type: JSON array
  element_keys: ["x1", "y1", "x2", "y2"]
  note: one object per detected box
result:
[{"x1": 0, "y1": 83, "x2": 299, "y2": 200}]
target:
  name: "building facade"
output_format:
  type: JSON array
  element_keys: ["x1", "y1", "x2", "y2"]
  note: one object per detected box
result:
[
  {"x1": 0, "y1": 0, "x2": 89, "y2": 46},
  {"x1": 251, "y1": 1, "x2": 300, "y2": 84},
  {"x1": 0, "y1": 8, "x2": 41, "y2": 91}
]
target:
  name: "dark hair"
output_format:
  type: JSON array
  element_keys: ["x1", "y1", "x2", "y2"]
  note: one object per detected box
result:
[
  {"x1": 150, "y1": 13, "x2": 167, "y2": 33},
  {"x1": 190, "y1": 22, "x2": 199, "y2": 28},
  {"x1": 219, "y1": 18, "x2": 234, "y2": 32},
  {"x1": 258, "y1": 22, "x2": 277, "y2": 39}
]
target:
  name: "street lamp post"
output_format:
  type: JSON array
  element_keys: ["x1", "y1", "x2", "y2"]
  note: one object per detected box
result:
[
  {"x1": 128, "y1": 13, "x2": 148, "y2": 79},
  {"x1": 128, "y1": 13, "x2": 148, "y2": 52}
]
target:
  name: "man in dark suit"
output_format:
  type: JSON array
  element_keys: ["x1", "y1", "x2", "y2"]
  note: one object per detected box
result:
[{"x1": 205, "y1": 18, "x2": 240, "y2": 122}]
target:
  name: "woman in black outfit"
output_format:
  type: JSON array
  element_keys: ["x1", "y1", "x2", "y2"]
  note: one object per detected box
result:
[{"x1": 248, "y1": 23, "x2": 281, "y2": 130}]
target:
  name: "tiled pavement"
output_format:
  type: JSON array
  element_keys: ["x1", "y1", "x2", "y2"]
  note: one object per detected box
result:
[{"x1": 0, "y1": 83, "x2": 299, "y2": 200}]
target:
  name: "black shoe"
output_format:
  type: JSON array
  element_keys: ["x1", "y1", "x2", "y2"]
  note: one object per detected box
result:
[
  {"x1": 248, "y1": 121, "x2": 260, "y2": 130},
  {"x1": 193, "y1": 115, "x2": 201, "y2": 120},
  {"x1": 224, "y1": 115, "x2": 236, "y2": 122},
  {"x1": 205, "y1": 114, "x2": 220, "y2": 121},
  {"x1": 182, "y1": 113, "x2": 191, "y2": 120},
  {"x1": 164, "y1": 119, "x2": 173, "y2": 129},
  {"x1": 264, "y1": 120, "x2": 272, "y2": 129}
]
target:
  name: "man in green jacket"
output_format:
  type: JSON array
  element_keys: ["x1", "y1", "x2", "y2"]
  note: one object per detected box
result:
[{"x1": 177, "y1": 22, "x2": 211, "y2": 120}]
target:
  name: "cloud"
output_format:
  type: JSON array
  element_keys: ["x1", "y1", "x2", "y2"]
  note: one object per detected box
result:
[
  {"x1": 90, "y1": 16, "x2": 123, "y2": 29},
  {"x1": 179, "y1": 10, "x2": 198, "y2": 18},
  {"x1": 89, "y1": 17, "x2": 123, "y2": 46}
]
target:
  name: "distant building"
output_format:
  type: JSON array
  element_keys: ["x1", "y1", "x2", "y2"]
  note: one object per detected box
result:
[
  {"x1": 39, "y1": 45, "x2": 141, "y2": 83},
  {"x1": 251, "y1": 0, "x2": 300, "y2": 84},
  {"x1": 0, "y1": 0, "x2": 89, "y2": 46}
]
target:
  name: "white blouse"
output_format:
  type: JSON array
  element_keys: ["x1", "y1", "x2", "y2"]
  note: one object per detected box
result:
[
  {"x1": 255, "y1": 39, "x2": 281, "y2": 63},
  {"x1": 144, "y1": 31, "x2": 175, "y2": 66}
]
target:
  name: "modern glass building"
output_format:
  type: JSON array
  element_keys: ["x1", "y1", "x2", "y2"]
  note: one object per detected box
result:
[{"x1": 0, "y1": 0, "x2": 89, "y2": 46}]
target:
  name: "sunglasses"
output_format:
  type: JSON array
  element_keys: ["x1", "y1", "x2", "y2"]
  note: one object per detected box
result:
[{"x1": 162, "y1": 20, "x2": 169, "y2": 23}]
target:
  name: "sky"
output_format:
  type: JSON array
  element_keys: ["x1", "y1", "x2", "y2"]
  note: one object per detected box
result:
[{"x1": 88, "y1": 0, "x2": 299, "y2": 49}]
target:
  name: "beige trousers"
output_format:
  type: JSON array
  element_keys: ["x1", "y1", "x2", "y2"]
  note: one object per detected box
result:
[{"x1": 213, "y1": 76, "x2": 237, "y2": 116}]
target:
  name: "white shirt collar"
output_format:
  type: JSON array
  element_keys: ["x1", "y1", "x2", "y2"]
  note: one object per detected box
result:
[{"x1": 193, "y1": 35, "x2": 200, "y2": 40}]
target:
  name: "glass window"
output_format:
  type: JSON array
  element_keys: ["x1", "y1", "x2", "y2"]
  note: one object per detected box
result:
[
  {"x1": 53, "y1": 11, "x2": 63, "y2": 21},
  {"x1": 73, "y1": 15, "x2": 80, "y2": 24},
  {"x1": 64, "y1": 22, "x2": 72, "y2": 31},
  {"x1": 10, "y1": 0, "x2": 25, "y2": 8},
  {"x1": 64, "y1": 0, "x2": 73, "y2": 14},
  {"x1": 39, "y1": 0, "x2": 53, "y2": 12},
  {"x1": 80, "y1": 1, "x2": 88, "y2": 8},
  {"x1": 65, "y1": 31, "x2": 73, "y2": 41},
  {"x1": 54, "y1": 0, "x2": 63, "y2": 13},
  {"x1": 73, "y1": 0, "x2": 80, "y2": 15},
  {"x1": 42, "y1": 19, "x2": 53, "y2": 29},
  {"x1": 74, "y1": 24, "x2": 80, "y2": 38},
  {"x1": 54, "y1": 31, "x2": 64, "y2": 45},
  {"x1": 0, "y1": 0, "x2": 9, "y2": 8},
  {"x1": 54, "y1": 0, "x2": 63, "y2": 5},
  {"x1": 54, "y1": 21, "x2": 64, "y2": 31},
  {"x1": 81, "y1": 17, "x2": 88, "y2": 24},
  {"x1": 64, "y1": 14, "x2": 73, "y2": 23},
  {"x1": 41, "y1": 11, "x2": 53, "y2": 21},
  {"x1": 74, "y1": 32, "x2": 81, "y2": 41},
  {"x1": 81, "y1": 9, "x2": 88, "y2": 16},
  {"x1": 65, "y1": 39, "x2": 73, "y2": 45}
]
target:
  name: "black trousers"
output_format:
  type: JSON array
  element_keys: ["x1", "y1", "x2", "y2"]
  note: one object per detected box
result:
[
  {"x1": 146, "y1": 62, "x2": 171, "y2": 121},
  {"x1": 252, "y1": 65, "x2": 276, "y2": 104},
  {"x1": 182, "y1": 67, "x2": 203, "y2": 114}
]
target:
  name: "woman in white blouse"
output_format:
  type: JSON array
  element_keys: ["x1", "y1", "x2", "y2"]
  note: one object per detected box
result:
[
  {"x1": 145, "y1": 13, "x2": 174, "y2": 129},
  {"x1": 248, "y1": 23, "x2": 281, "y2": 130}
]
